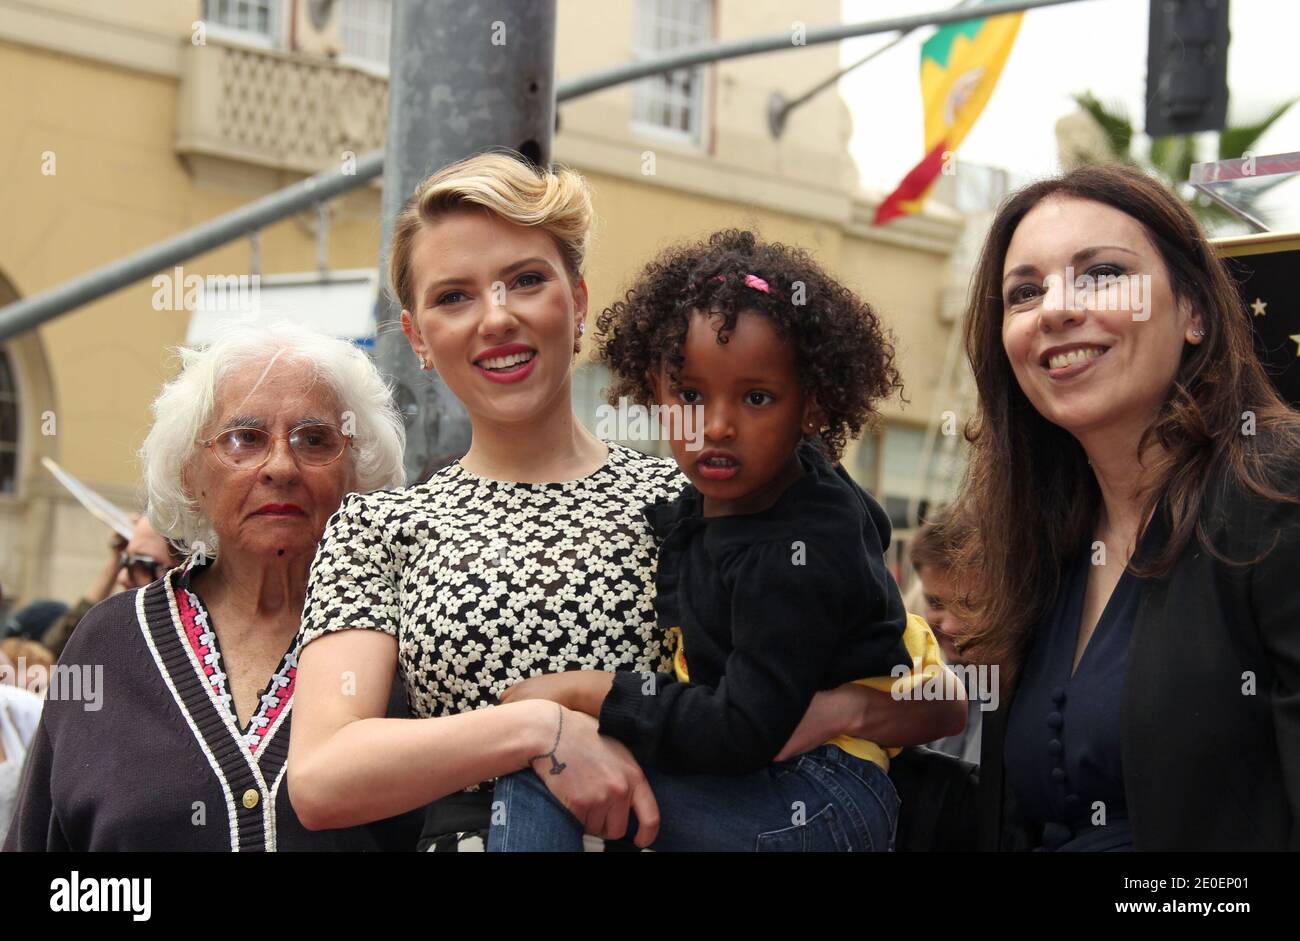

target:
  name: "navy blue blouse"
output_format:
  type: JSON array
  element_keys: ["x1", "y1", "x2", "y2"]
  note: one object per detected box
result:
[{"x1": 1004, "y1": 531, "x2": 1161, "y2": 851}]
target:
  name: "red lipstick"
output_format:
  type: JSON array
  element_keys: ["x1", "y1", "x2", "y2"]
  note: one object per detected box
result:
[
  {"x1": 473, "y1": 343, "x2": 538, "y2": 385},
  {"x1": 255, "y1": 503, "x2": 305, "y2": 516}
]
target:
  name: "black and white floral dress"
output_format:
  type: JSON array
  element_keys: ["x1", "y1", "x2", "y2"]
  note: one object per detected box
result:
[{"x1": 300, "y1": 441, "x2": 685, "y2": 766}]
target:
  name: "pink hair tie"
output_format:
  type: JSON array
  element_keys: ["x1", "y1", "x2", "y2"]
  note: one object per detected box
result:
[{"x1": 710, "y1": 273, "x2": 771, "y2": 294}]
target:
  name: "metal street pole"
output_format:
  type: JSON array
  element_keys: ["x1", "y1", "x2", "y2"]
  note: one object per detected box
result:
[{"x1": 375, "y1": 0, "x2": 557, "y2": 483}]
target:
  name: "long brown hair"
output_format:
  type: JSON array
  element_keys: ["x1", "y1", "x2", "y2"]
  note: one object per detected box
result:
[{"x1": 953, "y1": 163, "x2": 1300, "y2": 682}]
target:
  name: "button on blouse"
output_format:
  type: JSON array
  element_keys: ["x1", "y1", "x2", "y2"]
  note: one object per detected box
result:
[{"x1": 1004, "y1": 529, "x2": 1161, "y2": 852}]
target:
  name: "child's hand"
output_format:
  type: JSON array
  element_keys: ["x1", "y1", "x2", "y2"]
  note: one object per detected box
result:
[
  {"x1": 500, "y1": 670, "x2": 615, "y2": 717},
  {"x1": 775, "y1": 687, "x2": 859, "y2": 761}
]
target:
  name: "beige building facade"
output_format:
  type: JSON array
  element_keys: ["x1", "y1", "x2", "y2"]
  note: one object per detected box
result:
[{"x1": 0, "y1": 0, "x2": 969, "y2": 608}]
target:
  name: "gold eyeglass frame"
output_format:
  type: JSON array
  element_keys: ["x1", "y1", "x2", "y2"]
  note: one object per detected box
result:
[{"x1": 197, "y1": 423, "x2": 355, "y2": 471}]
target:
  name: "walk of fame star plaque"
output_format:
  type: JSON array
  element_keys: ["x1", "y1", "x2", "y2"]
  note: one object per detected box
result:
[
  {"x1": 1196, "y1": 153, "x2": 1300, "y2": 408},
  {"x1": 1212, "y1": 232, "x2": 1300, "y2": 408}
]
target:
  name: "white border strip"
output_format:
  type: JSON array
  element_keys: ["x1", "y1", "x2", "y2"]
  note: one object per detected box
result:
[{"x1": 134, "y1": 584, "x2": 240, "y2": 850}]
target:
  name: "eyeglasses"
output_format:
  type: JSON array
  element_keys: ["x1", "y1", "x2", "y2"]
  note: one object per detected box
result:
[
  {"x1": 199, "y1": 423, "x2": 353, "y2": 470},
  {"x1": 119, "y1": 552, "x2": 162, "y2": 584}
]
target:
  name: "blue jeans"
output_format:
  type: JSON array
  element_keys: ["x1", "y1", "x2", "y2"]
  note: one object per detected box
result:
[{"x1": 487, "y1": 744, "x2": 899, "y2": 852}]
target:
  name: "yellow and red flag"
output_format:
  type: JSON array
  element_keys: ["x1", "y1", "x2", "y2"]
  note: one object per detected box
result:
[{"x1": 874, "y1": 8, "x2": 1023, "y2": 224}]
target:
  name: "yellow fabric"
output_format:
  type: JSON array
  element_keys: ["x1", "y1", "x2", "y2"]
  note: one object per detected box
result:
[
  {"x1": 667, "y1": 626, "x2": 689, "y2": 683},
  {"x1": 663, "y1": 612, "x2": 948, "y2": 773},
  {"x1": 826, "y1": 612, "x2": 947, "y2": 772}
]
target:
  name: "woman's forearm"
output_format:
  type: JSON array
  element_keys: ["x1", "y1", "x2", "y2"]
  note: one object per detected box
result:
[
  {"x1": 852, "y1": 666, "x2": 967, "y2": 746},
  {"x1": 289, "y1": 699, "x2": 553, "y2": 830}
]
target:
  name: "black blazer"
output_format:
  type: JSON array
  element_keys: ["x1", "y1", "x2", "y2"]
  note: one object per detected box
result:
[{"x1": 980, "y1": 453, "x2": 1300, "y2": 851}]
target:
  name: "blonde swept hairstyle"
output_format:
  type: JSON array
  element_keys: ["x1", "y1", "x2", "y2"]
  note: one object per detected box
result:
[{"x1": 387, "y1": 151, "x2": 594, "y2": 314}]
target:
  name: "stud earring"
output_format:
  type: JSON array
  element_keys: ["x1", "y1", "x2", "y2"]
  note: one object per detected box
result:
[{"x1": 1192, "y1": 329, "x2": 1206, "y2": 338}]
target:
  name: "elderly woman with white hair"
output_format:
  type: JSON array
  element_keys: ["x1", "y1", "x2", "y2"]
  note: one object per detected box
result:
[{"x1": 4, "y1": 322, "x2": 411, "y2": 851}]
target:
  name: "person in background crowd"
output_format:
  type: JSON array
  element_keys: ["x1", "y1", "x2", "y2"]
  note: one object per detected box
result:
[
  {"x1": 0, "y1": 638, "x2": 54, "y2": 700},
  {"x1": 4, "y1": 322, "x2": 420, "y2": 852},
  {"x1": 1, "y1": 512, "x2": 181, "y2": 659},
  {"x1": 1, "y1": 600, "x2": 67, "y2": 643},
  {"x1": 0, "y1": 646, "x2": 42, "y2": 846},
  {"x1": 40, "y1": 514, "x2": 183, "y2": 659},
  {"x1": 910, "y1": 506, "x2": 982, "y2": 765},
  {"x1": 115, "y1": 513, "x2": 183, "y2": 591}
]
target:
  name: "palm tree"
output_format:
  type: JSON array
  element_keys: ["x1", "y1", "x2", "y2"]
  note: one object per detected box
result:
[{"x1": 1056, "y1": 92, "x2": 1296, "y2": 233}]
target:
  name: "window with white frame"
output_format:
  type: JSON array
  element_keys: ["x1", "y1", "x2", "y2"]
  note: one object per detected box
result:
[
  {"x1": 0, "y1": 349, "x2": 19, "y2": 494},
  {"x1": 853, "y1": 423, "x2": 926, "y2": 529},
  {"x1": 858, "y1": 423, "x2": 966, "y2": 529},
  {"x1": 202, "y1": 0, "x2": 280, "y2": 46},
  {"x1": 852, "y1": 429, "x2": 881, "y2": 493},
  {"x1": 631, "y1": 0, "x2": 713, "y2": 145},
  {"x1": 341, "y1": 0, "x2": 392, "y2": 69}
]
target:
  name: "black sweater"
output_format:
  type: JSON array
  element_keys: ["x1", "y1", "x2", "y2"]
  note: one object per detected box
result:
[{"x1": 598, "y1": 442, "x2": 911, "y2": 775}]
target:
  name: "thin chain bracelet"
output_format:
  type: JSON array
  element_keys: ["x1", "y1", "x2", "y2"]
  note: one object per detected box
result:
[{"x1": 529, "y1": 703, "x2": 568, "y2": 775}]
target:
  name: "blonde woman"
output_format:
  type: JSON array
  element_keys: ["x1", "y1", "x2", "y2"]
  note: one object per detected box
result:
[{"x1": 288, "y1": 152, "x2": 964, "y2": 851}]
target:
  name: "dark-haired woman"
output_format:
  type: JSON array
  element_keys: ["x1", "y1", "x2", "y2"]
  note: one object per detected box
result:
[{"x1": 952, "y1": 163, "x2": 1300, "y2": 851}]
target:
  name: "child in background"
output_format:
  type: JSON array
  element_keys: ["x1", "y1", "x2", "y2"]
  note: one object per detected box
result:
[
  {"x1": 911, "y1": 506, "x2": 983, "y2": 764},
  {"x1": 490, "y1": 229, "x2": 948, "y2": 851}
]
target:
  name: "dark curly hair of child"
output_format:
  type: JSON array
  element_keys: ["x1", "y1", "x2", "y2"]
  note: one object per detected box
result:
[{"x1": 595, "y1": 229, "x2": 903, "y2": 460}]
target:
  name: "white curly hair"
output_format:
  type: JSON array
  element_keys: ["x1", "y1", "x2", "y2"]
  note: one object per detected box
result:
[{"x1": 141, "y1": 321, "x2": 405, "y2": 556}]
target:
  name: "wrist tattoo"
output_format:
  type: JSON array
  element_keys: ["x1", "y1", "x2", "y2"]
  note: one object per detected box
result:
[{"x1": 529, "y1": 703, "x2": 568, "y2": 775}]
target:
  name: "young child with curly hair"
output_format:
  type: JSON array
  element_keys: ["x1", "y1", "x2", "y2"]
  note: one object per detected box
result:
[{"x1": 488, "y1": 229, "x2": 928, "y2": 852}]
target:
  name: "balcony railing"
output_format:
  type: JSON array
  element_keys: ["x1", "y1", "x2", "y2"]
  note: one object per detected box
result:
[{"x1": 176, "y1": 39, "x2": 387, "y2": 176}]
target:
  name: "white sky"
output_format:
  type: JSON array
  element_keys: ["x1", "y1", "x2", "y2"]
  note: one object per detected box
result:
[{"x1": 837, "y1": 0, "x2": 1300, "y2": 193}]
